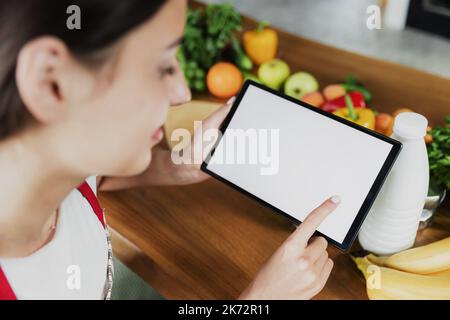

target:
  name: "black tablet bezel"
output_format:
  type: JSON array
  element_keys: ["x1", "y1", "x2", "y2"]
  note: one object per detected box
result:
[{"x1": 201, "y1": 80, "x2": 402, "y2": 251}]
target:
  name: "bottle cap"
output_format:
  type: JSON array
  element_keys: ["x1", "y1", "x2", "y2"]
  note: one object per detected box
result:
[{"x1": 393, "y1": 112, "x2": 428, "y2": 139}]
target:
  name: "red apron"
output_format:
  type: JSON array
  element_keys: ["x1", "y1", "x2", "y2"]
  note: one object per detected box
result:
[{"x1": 0, "y1": 181, "x2": 106, "y2": 300}]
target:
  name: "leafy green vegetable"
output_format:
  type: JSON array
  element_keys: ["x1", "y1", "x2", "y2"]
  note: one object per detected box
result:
[
  {"x1": 178, "y1": 3, "x2": 244, "y2": 91},
  {"x1": 230, "y1": 35, "x2": 252, "y2": 71},
  {"x1": 427, "y1": 116, "x2": 450, "y2": 190}
]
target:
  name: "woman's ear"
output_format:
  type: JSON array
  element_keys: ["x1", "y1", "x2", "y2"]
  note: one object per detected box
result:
[{"x1": 15, "y1": 36, "x2": 94, "y2": 125}]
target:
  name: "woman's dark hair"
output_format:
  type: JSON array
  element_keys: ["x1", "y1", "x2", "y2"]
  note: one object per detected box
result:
[{"x1": 0, "y1": 0, "x2": 166, "y2": 140}]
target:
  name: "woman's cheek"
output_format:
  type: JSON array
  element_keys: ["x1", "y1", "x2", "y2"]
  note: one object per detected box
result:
[
  {"x1": 100, "y1": 78, "x2": 167, "y2": 176},
  {"x1": 118, "y1": 106, "x2": 164, "y2": 176},
  {"x1": 94, "y1": 111, "x2": 149, "y2": 176},
  {"x1": 121, "y1": 120, "x2": 156, "y2": 175},
  {"x1": 109, "y1": 134, "x2": 152, "y2": 176},
  {"x1": 123, "y1": 146, "x2": 152, "y2": 176}
]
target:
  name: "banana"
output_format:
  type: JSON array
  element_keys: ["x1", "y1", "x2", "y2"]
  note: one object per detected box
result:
[
  {"x1": 363, "y1": 255, "x2": 450, "y2": 277},
  {"x1": 367, "y1": 237, "x2": 450, "y2": 274},
  {"x1": 365, "y1": 290, "x2": 391, "y2": 300},
  {"x1": 429, "y1": 269, "x2": 450, "y2": 277},
  {"x1": 354, "y1": 256, "x2": 450, "y2": 300}
]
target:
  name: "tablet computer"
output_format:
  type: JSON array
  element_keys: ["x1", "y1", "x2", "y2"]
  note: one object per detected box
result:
[{"x1": 201, "y1": 80, "x2": 402, "y2": 251}]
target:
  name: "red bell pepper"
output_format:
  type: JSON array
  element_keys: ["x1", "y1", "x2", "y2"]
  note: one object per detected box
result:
[{"x1": 322, "y1": 91, "x2": 366, "y2": 113}]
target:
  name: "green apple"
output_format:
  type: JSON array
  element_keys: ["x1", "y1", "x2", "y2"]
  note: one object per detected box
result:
[
  {"x1": 257, "y1": 59, "x2": 290, "y2": 90},
  {"x1": 284, "y1": 72, "x2": 319, "y2": 99}
]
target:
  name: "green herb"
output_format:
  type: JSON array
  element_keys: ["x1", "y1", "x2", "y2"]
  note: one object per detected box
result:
[
  {"x1": 427, "y1": 116, "x2": 450, "y2": 190},
  {"x1": 178, "y1": 3, "x2": 244, "y2": 91},
  {"x1": 230, "y1": 35, "x2": 253, "y2": 71}
]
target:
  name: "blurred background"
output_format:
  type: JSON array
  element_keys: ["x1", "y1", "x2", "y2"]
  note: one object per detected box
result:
[{"x1": 202, "y1": 0, "x2": 450, "y2": 78}]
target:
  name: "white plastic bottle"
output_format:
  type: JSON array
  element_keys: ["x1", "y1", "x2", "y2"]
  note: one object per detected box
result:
[{"x1": 358, "y1": 112, "x2": 429, "y2": 255}]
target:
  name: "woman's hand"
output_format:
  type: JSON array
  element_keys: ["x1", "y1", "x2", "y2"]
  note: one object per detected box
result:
[
  {"x1": 99, "y1": 98, "x2": 234, "y2": 191},
  {"x1": 164, "y1": 97, "x2": 235, "y2": 185},
  {"x1": 239, "y1": 196, "x2": 340, "y2": 300}
]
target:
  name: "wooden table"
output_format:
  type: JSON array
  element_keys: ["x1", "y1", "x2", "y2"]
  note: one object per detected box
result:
[{"x1": 99, "y1": 4, "x2": 450, "y2": 300}]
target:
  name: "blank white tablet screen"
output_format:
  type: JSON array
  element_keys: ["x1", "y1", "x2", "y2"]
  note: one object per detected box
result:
[{"x1": 205, "y1": 84, "x2": 393, "y2": 244}]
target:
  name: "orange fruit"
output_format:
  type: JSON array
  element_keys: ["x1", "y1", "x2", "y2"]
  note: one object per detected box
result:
[
  {"x1": 375, "y1": 113, "x2": 394, "y2": 136},
  {"x1": 393, "y1": 108, "x2": 413, "y2": 118},
  {"x1": 207, "y1": 62, "x2": 243, "y2": 98}
]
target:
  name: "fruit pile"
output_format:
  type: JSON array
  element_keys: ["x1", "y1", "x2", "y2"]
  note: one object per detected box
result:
[
  {"x1": 178, "y1": 5, "x2": 435, "y2": 139},
  {"x1": 353, "y1": 237, "x2": 450, "y2": 300}
]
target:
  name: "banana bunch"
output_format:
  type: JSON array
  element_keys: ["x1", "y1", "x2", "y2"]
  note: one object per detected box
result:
[{"x1": 353, "y1": 237, "x2": 450, "y2": 300}]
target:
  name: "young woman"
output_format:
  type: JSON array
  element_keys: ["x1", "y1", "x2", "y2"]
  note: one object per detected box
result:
[{"x1": 0, "y1": 0, "x2": 338, "y2": 300}]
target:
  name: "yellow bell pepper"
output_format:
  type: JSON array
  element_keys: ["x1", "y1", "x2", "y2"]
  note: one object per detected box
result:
[
  {"x1": 333, "y1": 95, "x2": 375, "y2": 130},
  {"x1": 243, "y1": 21, "x2": 278, "y2": 65}
]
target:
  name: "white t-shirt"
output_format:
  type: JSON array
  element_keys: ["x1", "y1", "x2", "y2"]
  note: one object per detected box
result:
[{"x1": 0, "y1": 176, "x2": 108, "y2": 300}]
